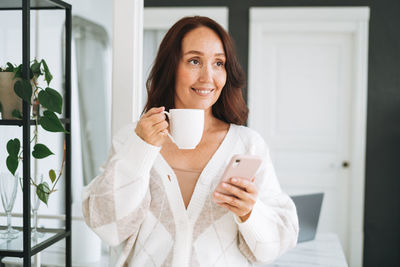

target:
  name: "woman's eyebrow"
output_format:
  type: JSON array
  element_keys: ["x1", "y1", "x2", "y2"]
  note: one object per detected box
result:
[{"x1": 184, "y1": 50, "x2": 226, "y2": 57}]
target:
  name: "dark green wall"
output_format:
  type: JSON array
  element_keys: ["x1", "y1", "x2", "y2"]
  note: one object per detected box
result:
[
  {"x1": 145, "y1": 1, "x2": 400, "y2": 266},
  {"x1": 363, "y1": 0, "x2": 400, "y2": 266}
]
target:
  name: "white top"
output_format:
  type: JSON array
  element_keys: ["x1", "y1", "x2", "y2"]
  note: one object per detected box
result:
[{"x1": 82, "y1": 123, "x2": 299, "y2": 267}]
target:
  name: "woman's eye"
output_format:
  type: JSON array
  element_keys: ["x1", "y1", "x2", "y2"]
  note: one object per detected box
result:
[
  {"x1": 216, "y1": 61, "x2": 224, "y2": 67},
  {"x1": 189, "y1": 59, "x2": 199, "y2": 65}
]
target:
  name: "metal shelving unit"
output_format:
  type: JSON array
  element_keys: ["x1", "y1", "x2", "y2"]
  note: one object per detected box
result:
[{"x1": 0, "y1": 0, "x2": 72, "y2": 266}]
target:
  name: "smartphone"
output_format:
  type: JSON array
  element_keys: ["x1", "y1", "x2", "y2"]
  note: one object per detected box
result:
[{"x1": 214, "y1": 154, "x2": 262, "y2": 197}]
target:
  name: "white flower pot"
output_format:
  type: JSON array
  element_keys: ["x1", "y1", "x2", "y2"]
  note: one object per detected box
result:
[{"x1": 0, "y1": 72, "x2": 22, "y2": 120}]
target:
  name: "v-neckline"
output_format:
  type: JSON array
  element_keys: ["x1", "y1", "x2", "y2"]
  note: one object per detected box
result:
[{"x1": 157, "y1": 123, "x2": 237, "y2": 221}]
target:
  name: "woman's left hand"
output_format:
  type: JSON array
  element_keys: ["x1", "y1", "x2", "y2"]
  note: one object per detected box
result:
[{"x1": 213, "y1": 177, "x2": 258, "y2": 222}]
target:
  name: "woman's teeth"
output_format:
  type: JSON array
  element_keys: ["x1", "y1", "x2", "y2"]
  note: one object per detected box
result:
[{"x1": 192, "y1": 88, "x2": 213, "y2": 94}]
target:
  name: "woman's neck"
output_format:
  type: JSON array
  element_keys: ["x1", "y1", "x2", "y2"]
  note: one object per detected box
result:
[{"x1": 203, "y1": 108, "x2": 226, "y2": 133}]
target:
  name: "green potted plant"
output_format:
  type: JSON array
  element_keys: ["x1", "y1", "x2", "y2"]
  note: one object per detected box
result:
[
  {"x1": 0, "y1": 63, "x2": 22, "y2": 119},
  {"x1": 1, "y1": 59, "x2": 68, "y2": 205}
]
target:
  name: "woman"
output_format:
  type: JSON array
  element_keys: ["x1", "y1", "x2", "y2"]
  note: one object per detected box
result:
[{"x1": 83, "y1": 16, "x2": 298, "y2": 267}]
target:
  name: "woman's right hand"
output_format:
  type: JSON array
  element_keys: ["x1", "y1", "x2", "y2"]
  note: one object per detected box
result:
[{"x1": 135, "y1": 106, "x2": 169, "y2": 147}]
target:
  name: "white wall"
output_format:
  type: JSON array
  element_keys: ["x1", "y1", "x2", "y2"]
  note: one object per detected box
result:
[{"x1": 64, "y1": 0, "x2": 112, "y2": 35}]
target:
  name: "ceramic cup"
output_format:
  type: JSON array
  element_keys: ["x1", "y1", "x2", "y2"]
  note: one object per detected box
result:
[{"x1": 163, "y1": 109, "x2": 204, "y2": 149}]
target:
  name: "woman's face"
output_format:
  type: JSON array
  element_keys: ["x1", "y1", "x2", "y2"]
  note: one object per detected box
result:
[{"x1": 174, "y1": 26, "x2": 227, "y2": 111}]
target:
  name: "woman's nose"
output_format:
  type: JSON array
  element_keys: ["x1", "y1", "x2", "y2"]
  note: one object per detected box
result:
[{"x1": 198, "y1": 64, "x2": 213, "y2": 83}]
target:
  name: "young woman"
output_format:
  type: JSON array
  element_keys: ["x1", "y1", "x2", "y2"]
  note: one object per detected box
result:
[{"x1": 83, "y1": 16, "x2": 298, "y2": 267}]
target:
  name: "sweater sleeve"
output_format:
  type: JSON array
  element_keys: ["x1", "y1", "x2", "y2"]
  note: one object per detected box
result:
[
  {"x1": 82, "y1": 123, "x2": 161, "y2": 247},
  {"x1": 234, "y1": 136, "x2": 299, "y2": 264}
]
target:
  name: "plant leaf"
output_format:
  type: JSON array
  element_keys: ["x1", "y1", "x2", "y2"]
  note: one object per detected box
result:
[
  {"x1": 13, "y1": 64, "x2": 22, "y2": 79},
  {"x1": 12, "y1": 109, "x2": 23, "y2": 119},
  {"x1": 49, "y1": 169, "x2": 56, "y2": 183},
  {"x1": 5, "y1": 62, "x2": 14, "y2": 72},
  {"x1": 36, "y1": 182, "x2": 51, "y2": 205},
  {"x1": 14, "y1": 79, "x2": 32, "y2": 103},
  {"x1": 30, "y1": 60, "x2": 41, "y2": 76},
  {"x1": 7, "y1": 138, "x2": 20, "y2": 158},
  {"x1": 32, "y1": 144, "x2": 54, "y2": 159},
  {"x1": 38, "y1": 87, "x2": 63, "y2": 114},
  {"x1": 13, "y1": 64, "x2": 34, "y2": 79},
  {"x1": 6, "y1": 139, "x2": 20, "y2": 175},
  {"x1": 41, "y1": 59, "x2": 53, "y2": 85},
  {"x1": 40, "y1": 110, "x2": 65, "y2": 132},
  {"x1": 0, "y1": 102, "x2": 2, "y2": 113},
  {"x1": 6, "y1": 155, "x2": 18, "y2": 175}
]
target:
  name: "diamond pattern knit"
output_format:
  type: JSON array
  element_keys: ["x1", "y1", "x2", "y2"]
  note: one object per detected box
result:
[{"x1": 82, "y1": 123, "x2": 299, "y2": 267}]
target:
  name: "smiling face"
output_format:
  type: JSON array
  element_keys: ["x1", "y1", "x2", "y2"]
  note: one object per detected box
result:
[{"x1": 174, "y1": 26, "x2": 227, "y2": 112}]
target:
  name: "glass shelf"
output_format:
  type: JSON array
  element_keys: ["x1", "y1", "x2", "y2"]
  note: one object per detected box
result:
[
  {"x1": 0, "y1": 227, "x2": 70, "y2": 257},
  {"x1": 0, "y1": 0, "x2": 71, "y2": 10},
  {"x1": 0, "y1": 0, "x2": 72, "y2": 264},
  {"x1": 0, "y1": 118, "x2": 70, "y2": 126}
]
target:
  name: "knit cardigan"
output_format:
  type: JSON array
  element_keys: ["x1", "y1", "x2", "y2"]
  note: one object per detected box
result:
[{"x1": 82, "y1": 123, "x2": 299, "y2": 267}]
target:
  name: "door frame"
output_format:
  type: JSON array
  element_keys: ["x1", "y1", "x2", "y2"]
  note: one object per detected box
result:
[
  {"x1": 248, "y1": 7, "x2": 370, "y2": 267},
  {"x1": 111, "y1": 0, "x2": 144, "y2": 136},
  {"x1": 144, "y1": 7, "x2": 228, "y2": 30}
]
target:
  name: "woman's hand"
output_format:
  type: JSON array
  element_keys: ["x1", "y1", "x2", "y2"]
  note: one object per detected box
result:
[
  {"x1": 213, "y1": 177, "x2": 258, "y2": 222},
  {"x1": 135, "y1": 106, "x2": 169, "y2": 147}
]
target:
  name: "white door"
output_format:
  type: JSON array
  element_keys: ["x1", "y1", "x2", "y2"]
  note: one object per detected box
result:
[{"x1": 248, "y1": 8, "x2": 369, "y2": 267}]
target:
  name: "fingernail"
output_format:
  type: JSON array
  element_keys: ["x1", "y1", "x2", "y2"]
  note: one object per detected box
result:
[{"x1": 231, "y1": 178, "x2": 237, "y2": 183}]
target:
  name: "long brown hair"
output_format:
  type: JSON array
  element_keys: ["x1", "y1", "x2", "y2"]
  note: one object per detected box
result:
[{"x1": 143, "y1": 16, "x2": 248, "y2": 125}]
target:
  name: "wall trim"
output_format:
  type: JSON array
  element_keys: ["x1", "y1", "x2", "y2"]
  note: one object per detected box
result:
[
  {"x1": 144, "y1": 7, "x2": 228, "y2": 29},
  {"x1": 111, "y1": 0, "x2": 144, "y2": 137},
  {"x1": 251, "y1": 7, "x2": 370, "y2": 21}
]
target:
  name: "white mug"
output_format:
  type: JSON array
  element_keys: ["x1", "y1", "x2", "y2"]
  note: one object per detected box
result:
[{"x1": 163, "y1": 109, "x2": 204, "y2": 149}]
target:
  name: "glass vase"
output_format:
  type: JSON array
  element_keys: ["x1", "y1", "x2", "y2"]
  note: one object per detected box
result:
[
  {"x1": 31, "y1": 175, "x2": 44, "y2": 239},
  {"x1": 0, "y1": 172, "x2": 19, "y2": 240}
]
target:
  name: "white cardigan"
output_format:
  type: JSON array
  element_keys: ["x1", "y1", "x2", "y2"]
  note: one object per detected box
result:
[{"x1": 82, "y1": 123, "x2": 298, "y2": 267}]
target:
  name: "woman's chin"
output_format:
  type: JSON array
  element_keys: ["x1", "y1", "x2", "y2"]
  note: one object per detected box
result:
[
  {"x1": 189, "y1": 104, "x2": 212, "y2": 111},
  {"x1": 175, "y1": 103, "x2": 207, "y2": 110},
  {"x1": 174, "y1": 98, "x2": 217, "y2": 111}
]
